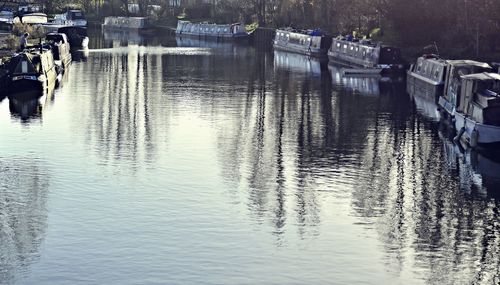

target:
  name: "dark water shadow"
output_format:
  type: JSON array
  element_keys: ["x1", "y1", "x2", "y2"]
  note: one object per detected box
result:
[{"x1": 7, "y1": 90, "x2": 51, "y2": 123}]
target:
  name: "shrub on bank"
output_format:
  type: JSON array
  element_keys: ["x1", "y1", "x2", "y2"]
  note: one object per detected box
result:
[
  {"x1": 4, "y1": 35, "x2": 18, "y2": 50},
  {"x1": 12, "y1": 22, "x2": 46, "y2": 39}
]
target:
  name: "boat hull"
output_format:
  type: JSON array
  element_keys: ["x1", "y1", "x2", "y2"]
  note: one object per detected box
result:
[
  {"x1": 7, "y1": 82, "x2": 45, "y2": 99},
  {"x1": 175, "y1": 32, "x2": 249, "y2": 42},
  {"x1": 9, "y1": 71, "x2": 56, "y2": 95},
  {"x1": 455, "y1": 112, "x2": 500, "y2": 145},
  {"x1": 407, "y1": 70, "x2": 444, "y2": 103},
  {"x1": 273, "y1": 42, "x2": 327, "y2": 58},
  {"x1": 328, "y1": 53, "x2": 405, "y2": 75}
]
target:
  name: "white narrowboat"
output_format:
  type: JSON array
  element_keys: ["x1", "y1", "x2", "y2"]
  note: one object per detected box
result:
[
  {"x1": 273, "y1": 28, "x2": 331, "y2": 58},
  {"x1": 451, "y1": 73, "x2": 500, "y2": 147},
  {"x1": 176, "y1": 20, "x2": 249, "y2": 41}
]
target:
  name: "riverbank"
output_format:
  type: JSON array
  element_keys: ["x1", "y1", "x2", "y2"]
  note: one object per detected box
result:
[
  {"x1": 0, "y1": 33, "x2": 7, "y2": 48},
  {"x1": 0, "y1": 33, "x2": 12, "y2": 63}
]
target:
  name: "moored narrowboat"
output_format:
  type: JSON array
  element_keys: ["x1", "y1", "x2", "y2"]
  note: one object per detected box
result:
[
  {"x1": 438, "y1": 60, "x2": 491, "y2": 116},
  {"x1": 176, "y1": 20, "x2": 249, "y2": 41},
  {"x1": 328, "y1": 37, "x2": 404, "y2": 75},
  {"x1": 58, "y1": 26, "x2": 89, "y2": 49},
  {"x1": 449, "y1": 73, "x2": 500, "y2": 147},
  {"x1": 273, "y1": 28, "x2": 331, "y2": 58},
  {"x1": 3, "y1": 47, "x2": 58, "y2": 96},
  {"x1": 407, "y1": 54, "x2": 448, "y2": 103},
  {"x1": 13, "y1": 12, "x2": 47, "y2": 25},
  {"x1": 102, "y1": 17, "x2": 152, "y2": 31},
  {"x1": 46, "y1": 32, "x2": 72, "y2": 71},
  {"x1": 52, "y1": 10, "x2": 87, "y2": 27}
]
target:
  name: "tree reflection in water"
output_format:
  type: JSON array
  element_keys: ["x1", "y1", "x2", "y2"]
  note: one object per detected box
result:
[
  {"x1": 0, "y1": 158, "x2": 49, "y2": 283},
  {"x1": 211, "y1": 49, "x2": 499, "y2": 283}
]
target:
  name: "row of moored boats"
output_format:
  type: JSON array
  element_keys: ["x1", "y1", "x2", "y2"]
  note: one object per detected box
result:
[
  {"x1": 0, "y1": 30, "x2": 88, "y2": 100},
  {"x1": 175, "y1": 21, "x2": 500, "y2": 148},
  {"x1": 176, "y1": 23, "x2": 405, "y2": 76},
  {"x1": 407, "y1": 56, "x2": 500, "y2": 147}
]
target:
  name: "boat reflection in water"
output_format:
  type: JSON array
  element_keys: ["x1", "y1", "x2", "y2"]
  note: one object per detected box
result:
[
  {"x1": 411, "y1": 90, "x2": 441, "y2": 121},
  {"x1": 7, "y1": 90, "x2": 50, "y2": 122},
  {"x1": 273, "y1": 50, "x2": 326, "y2": 76},
  {"x1": 329, "y1": 64, "x2": 402, "y2": 96},
  {"x1": 71, "y1": 49, "x2": 89, "y2": 62},
  {"x1": 103, "y1": 29, "x2": 148, "y2": 47},
  {"x1": 442, "y1": 134, "x2": 500, "y2": 198},
  {"x1": 411, "y1": 87, "x2": 500, "y2": 198},
  {"x1": 176, "y1": 36, "x2": 250, "y2": 56}
]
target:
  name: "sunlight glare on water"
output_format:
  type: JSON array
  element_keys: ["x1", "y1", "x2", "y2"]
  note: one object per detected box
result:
[{"x1": 0, "y1": 29, "x2": 499, "y2": 285}]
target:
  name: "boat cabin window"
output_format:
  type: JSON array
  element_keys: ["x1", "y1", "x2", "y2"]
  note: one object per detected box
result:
[
  {"x1": 21, "y1": 61, "x2": 28, "y2": 73},
  {"x1": 434, "y1": 67, "x2": 441, "y2": 80},
  {"x1": 428, "y1": 64, "x2": 437, "y2": 78},
  {"x1": 422, "y1": 61, "x2": 429, "y2": 76},
  {"x1": 69, "y1": 11, "x2": 85, "y2": 20},
  {"x1": 417, "y1": 60, "x2": 423, "y2": 72},
  {"x1": 13, "y1": 57, "x2": 36, "y2": 74}
]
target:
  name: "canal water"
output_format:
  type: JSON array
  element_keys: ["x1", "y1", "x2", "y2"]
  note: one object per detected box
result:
[{"x1": 0, "y1": 29, "x2": 499, "y2": 285}]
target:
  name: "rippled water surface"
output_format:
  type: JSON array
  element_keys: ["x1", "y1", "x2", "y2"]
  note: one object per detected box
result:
[{"x1": 0, "y1": 30, "x2": 499, "y2": 285}]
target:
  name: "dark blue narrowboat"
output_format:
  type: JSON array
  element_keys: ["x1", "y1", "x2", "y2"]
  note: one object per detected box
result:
[{"x1": 328, "y1": 37, "x2": 404, "y2": 75}]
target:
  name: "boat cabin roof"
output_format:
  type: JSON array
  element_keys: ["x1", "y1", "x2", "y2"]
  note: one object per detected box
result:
[
  {"x1": 58, "y1": 26, "x2": 87, "y2": 36},
  {"x1": 47, "y1": 33, "x2": 68, "y2": 42},
  {"x1": 333, "y1": 37, "x2": 387, "y2": 48},
  {"x1": 6, "y1": 49, "x2": 50, "y2": 74},
  {"x1": 277, "y1": 27, "x2": 324, "y2": 37},
  {"x1": 180, "y1": 20, "x2": 242, "y2": 26},
  {"x1": 418, "y1": 56, "x2": 447, "y2": 65},
  {"x1": 447, "y1": 60, "x2": 491, "y2": 68},
  {"x1": 462, "y1": 72, "x2": 500, "y2": 81}
]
